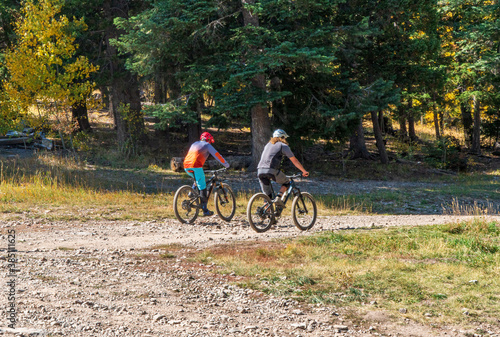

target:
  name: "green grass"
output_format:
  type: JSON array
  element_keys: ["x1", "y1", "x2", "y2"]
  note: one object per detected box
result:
[{"x1": 199, "y1": 219, "x2": 500, "y2": 327}]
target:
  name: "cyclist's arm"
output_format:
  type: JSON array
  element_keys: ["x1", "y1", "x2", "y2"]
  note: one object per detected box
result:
[
  {"x1": 289, "y1": 157, "x2": 309, "y2": 177},
  {"x1": 208, "y1": 144, "x2": 230, "y2": 168}
]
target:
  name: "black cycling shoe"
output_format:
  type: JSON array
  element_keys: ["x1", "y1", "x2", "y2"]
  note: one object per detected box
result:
[{"x1": 202, "y1": 209, "x2": 214, "y2": 216}]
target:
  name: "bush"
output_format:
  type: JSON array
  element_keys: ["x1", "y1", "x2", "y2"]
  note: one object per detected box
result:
[{"x1": 423, "y1": 136, "x2": 467, "y2": 171}]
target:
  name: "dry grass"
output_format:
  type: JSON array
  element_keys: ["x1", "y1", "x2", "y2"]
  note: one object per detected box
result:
[
  {"x1": 315, "y1": 195, "x2": 372, "y2": 215},
  {"x1": 443, "y1": 197, "x2": 500, "y2": 216},
  {"x1": 0, "y1": 155, "x2": 178, "y2": 221},
  {"x1": 413, "y1": 123, "x2": 466, "y2": 144}
]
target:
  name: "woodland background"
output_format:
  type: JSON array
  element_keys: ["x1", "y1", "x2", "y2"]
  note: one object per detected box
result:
[{"x1": 1, "y1": 0, "x2": 500, "y2": 172}]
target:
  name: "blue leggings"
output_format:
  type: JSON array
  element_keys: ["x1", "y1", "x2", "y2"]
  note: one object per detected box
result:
[{"x1": 184, "y1": 168, "x2": 206, "y2": 190}]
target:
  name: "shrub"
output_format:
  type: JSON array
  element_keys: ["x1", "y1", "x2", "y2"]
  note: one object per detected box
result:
[{"x1": 423, "y1": 136, "x2": 467, "y2": 171}]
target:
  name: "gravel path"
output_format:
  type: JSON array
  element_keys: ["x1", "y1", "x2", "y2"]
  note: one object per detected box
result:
[{"x1": 2, "y1": 214, "x2": 500, "y2": 337}]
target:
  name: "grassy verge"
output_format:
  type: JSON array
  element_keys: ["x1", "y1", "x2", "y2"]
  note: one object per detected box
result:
[{"x1": 197, "y1": 219, "x2": 500, "y2": 328}]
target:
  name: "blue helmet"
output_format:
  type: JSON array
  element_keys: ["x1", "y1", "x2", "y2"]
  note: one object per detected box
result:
[{"x1": 273, "y1": 129, "x2": 289, "y2": 138}]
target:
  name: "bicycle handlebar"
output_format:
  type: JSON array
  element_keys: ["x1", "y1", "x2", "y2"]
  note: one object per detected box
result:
[
  {"x1": 287, "y1": 173, "x2": 305, "y2": 179},
  {"x1": 206, "y1": 168, "x2": 227, "y2": 175}
]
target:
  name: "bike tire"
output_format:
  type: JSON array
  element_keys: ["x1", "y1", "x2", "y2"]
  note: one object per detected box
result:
[
  {"x1": 291, "y1": 192, "x2": 317, "y2": 231},
  {"x1": 247, "y1": 193, "x2": 275, "y2": 233},
  {"x1": 214, "y1": 184, "x2": 236, "y2": 222},
  {"x1": 173, "y1": 185, "x2": 200, "y2": 224}
]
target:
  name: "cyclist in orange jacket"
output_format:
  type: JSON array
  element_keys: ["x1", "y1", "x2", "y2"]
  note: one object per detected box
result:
[{"x1": 183, "y1": 132, "x2": 230, "y2": 216}]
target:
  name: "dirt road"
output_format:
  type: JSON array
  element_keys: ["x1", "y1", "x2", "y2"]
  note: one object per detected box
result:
[{"x1": 2, "y1": 214, "x2": 500, "y2": 337}]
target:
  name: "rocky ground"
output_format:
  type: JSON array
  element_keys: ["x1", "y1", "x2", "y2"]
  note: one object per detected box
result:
[{"x1": 2, "y1": 213, "x2": 500, "y2": 337}]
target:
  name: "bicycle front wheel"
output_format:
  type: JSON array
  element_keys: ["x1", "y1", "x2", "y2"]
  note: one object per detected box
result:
[
  {"x1": 214, "y1": 184, "x2": 236, "y2": 222},
  {"x1": 291, "y1": 192, "x2": 317, "y2": 231},
  {"x1": 173, "y1": 185, "x2": 200, "y2": 224},
  {"x1": 247, "y1": 193, "x2": 275, "y2": 233}
]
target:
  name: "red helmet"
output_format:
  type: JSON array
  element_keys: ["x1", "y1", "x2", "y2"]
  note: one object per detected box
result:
[{"x1": 200, "y1": 132, "x2": 214, "y2": 144}]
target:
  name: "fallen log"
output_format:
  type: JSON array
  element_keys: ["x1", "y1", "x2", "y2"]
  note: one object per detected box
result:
[{"x1": 0, "y1": 137, "x2": 31, "y2": 146}]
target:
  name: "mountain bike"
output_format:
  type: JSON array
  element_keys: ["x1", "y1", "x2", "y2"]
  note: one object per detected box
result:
[
  {"x1": 173, "y1": 168, "x2": 236, "y2": 224},
  {"x1": 246, "y1": 173, "x2": 317, "y2": 232}
]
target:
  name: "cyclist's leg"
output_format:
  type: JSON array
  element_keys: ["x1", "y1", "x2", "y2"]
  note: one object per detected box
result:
[
  {"x1": 184, "y1": 168, "x2": 195, "y2": 179},
  {"x1": 257, "y1": 171, "x2": 278, "y2": 225},
  {"x1": 273, "y1": 171, "x2": 290, "y2": 207},
  {"x1": 184, "y1": 168, "x2": 206, "y2": 190},
  {"x1": 275, "y1": 171, "x2": 290, "y2": 195},
  {"x1": 257, "y1": 171, "x2": 275, "y2": 199},
  {"x1": 184, "y1": 169, "x2": 198, "y2": 192},
  {"x1": 186, "y1": 168, "x2": 212, "y2": 216}
]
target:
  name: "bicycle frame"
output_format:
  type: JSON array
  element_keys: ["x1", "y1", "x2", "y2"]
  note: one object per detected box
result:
[
  {"x1": 175, "y1": 167, "x2": 235, "y2": 224},
  {"x1": 190, "y1": 168, "x2": 227, "y2": 205},
  {"x1": 270, "y1": 174, "x2": 302, "y2": 206},
  {"x1": 247, "y1": 172, "x2": 316, "y2": 232},
  {"x1": 269, "y1": 173, "x2": 309, "y2": 216}
]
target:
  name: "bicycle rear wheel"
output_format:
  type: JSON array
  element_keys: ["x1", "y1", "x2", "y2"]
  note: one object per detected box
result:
[
  {"x1": 291, "y1": 192, "x2": 317, "y2": 230},
  {"x1": 214, "y1": 184, "x2": 236, "y2": 222},
  {"x1": 173, "y1": 185, "x2": 200, "y2": 224},
  {"x1": 247, "y1": 193, "x2": 275, "y2": 233}
]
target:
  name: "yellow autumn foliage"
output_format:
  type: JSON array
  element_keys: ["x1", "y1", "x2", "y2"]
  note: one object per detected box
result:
[{"x1": 2, "y1": 0, "x2": 99, "y2": 134}]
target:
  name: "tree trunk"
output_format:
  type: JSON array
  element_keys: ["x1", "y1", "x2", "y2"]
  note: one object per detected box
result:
[
  {"x1": 71, "y1": 100, "x2": 91, "y2": 132},
  {"x1": 461, "y1": 103, "x2": 473, "y2": 148},
  {"x1": 408, "y1": 115, "x2": 417, "y2": 141},
  {"x1": 187, "y1": 123, "x2": 201, "y2": 144},
  {"x1": 433, "y1": 108, "x2": 440, "y2": 140},
  {"x1": 459, "y1": 87, "x2": 473, "y2": 147},
  {"x1": 398, "y1": 105, "x2": 408, "y2": 139},
  {"x1": 471, "y1": 95, "x2": 481, "y2": 154},
  {"x1": 270, "y1": 76, "x2": 285, "y2": 125},
  {"x1": 378, "y1": 110, "x2": 385, "y2": 134},
  {"x1": 370, "y1": 110, "x2": 389, "y2": 164},
  {"x1": 408, "y1": 100, "x2": 417, "y2": 141},
  {"x1": 250, "y1": 84, "x2": 272, "y2": 170},
  {"x1": 104, "y1": 0, "x2": 145, "y2": 151},
  {"x1": 154, "y1": 76, "x2": 167, "y2": 104},
  {"x1": 108, "y1": 74, "x2": 143, "y2": 147},
  {"x1": 241, "y1": 0, "x2": 272, "y2": 170},
  {"x1": 349, "y1": 117, "x2": 371, "y2": 159}
]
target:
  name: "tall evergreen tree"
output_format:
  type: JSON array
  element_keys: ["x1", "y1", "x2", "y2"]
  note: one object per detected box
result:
[
  {"x1": 441, "y1": 0, "x2": 499, "y2": 154},
  {"x1": 115, "y1": 0, "x2": 375, "y2": 165},
  {"x1": 58, "y1": 0, "x2": 148, "y2": 148}
]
